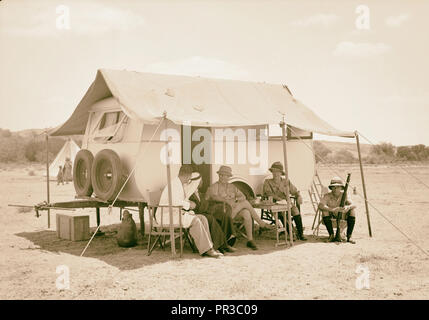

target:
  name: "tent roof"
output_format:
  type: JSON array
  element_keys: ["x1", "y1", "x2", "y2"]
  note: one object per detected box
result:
[{"x1": 50, "y1": 69, "x2": 355, "y2": 137}]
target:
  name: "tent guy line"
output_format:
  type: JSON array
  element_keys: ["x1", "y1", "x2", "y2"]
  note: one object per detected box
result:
[
  {"x1": 40, "y1": 68, "x2": 368, "y2": 257},
  {"x1": 288, "y1": 125, "x2": 428, "y2": 257},
  {"x1": 80, "y1": 116, "x2": 165, "y2": 257},
  {"x1": 357, "y1": 131, "x2": 429, "y2": 191}
]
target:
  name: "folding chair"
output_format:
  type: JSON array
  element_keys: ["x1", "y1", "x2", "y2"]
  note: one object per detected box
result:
[
  {"x1": 146, "y1": 190, "x2": 196, "y2": 257},
  {"x1": 313, "y1": 210, "x2": 347, "y2": 239}
]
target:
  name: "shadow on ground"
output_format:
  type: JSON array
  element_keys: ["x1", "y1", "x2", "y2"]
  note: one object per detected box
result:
[{"x1": 16, "y1": 224, "x2": 328, "y2": 271}]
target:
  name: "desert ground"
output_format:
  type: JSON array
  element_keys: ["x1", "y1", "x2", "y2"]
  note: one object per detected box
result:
[{"x1": 0, "y1": 163, "x2": 428, "y2": 300}]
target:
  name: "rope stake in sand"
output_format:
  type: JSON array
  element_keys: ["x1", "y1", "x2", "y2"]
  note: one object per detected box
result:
[
  {"x1": 366, "y1": 200, "x2": 429, "y2": 257},
  {"x1": 80, "y1": 224, "x2": 101, "y2": 257},
  {"x1": 80, "y1": 118, "x2": 165, "y2": 257}
]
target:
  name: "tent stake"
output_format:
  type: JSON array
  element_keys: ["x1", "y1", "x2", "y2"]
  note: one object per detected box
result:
[
  {"x1": 45, "y1": 131, "x2": 50, "y2": 228},
  {"x1": 355, "y1": 131, "x2": 372, "y2": 237},
  {"x1": 280, "y1": 120, "x2": 293, "y2": 246}
]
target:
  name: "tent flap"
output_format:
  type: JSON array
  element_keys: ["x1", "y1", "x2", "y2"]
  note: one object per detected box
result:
[{"x1": 50, "y1": 69, "x2": 355, "y2": 138}]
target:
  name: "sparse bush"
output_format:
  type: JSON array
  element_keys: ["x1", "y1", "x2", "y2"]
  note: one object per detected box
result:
[
  {"x1": 24, "y1": 141, "x2": 39, "y2": 162},
  {"x1": 0, "y1": 132, "x2": 70, "y2": 164},
  {"x1": 396, "y1": 146, "x2": 415, "y2": 161},
  {"x1": 0, "y1": 136, "x2": 24, "y2": 162},
  {"x1": 371, "y1": 142, "x2": 395, "y2": 157},
  {"x1": 396, "y1": 145, "x2": 429, "y2": 161},
  {"x1": 24, "y1": 138, "x2": 65, "y2": 163},
  {"x1": 0, "y1": 128, "x2": 12, "y2": 138},
  {"x1": 330, "y1": 149, "x2": 356, "y2": 163},
  {"x1": 364, "y1": 154, "x2": 395, "y2": 164},
  {"x1": 313, "y1": 141, "x2": 332, "y2": 163},
  {"x1": 28, "y1": 170, "x2": 35, "y2": 176},
  {"x1": 35, "y1": 150, "x2": 55, "y2": 163},
  {"x1": 411, "y1": 144, "x2": 429, "y2": 160}
]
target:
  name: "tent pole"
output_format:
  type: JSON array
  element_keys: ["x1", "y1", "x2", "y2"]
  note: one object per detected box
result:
[
  {"x1": 355, "y1": 131, "x2": 372, "y2": 237},
  {"x1": 164, "y1": 114, "x2": 176, "y2": 257},
  {"x1": 280, "y1": 120, "x2": 293, "y2": 246},
  {"x1": 45, "y1": 131, "x2": 50, "y2": 228}
]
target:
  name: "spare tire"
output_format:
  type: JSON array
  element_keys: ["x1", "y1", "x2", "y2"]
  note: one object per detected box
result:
[
  {"x1": 73, "y1": 150, "x2": 94, "y2": 197},
  {"x1": 91, "y1": 149, "x2": 125, "y2": 201}
]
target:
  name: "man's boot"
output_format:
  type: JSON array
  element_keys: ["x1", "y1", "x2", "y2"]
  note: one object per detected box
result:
[
  {"x1": 347, "y1": 216, "x2": 356, "y2": 244},
  {"x1": 293, "y1": 215, "x2": 307, "y2": 241},
  {"x1": 323, "y1": 216, "x2": 335, "y2": 242}
]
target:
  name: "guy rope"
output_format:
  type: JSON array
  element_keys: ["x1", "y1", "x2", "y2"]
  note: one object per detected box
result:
[
  {"x1": 80, "y1": 117, "x2": 165, "y2": 257},
  {"x1": 287, "y1": 126, "x2": 429, "y2": 257}
]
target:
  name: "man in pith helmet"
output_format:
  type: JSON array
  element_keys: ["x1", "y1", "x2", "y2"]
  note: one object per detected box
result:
[
  {"x1": 318, "y1": 176, "x2": 357, "y2": 243},
  {"x1": 263, "y1": 161, "x2": 307, "y2": 241}
]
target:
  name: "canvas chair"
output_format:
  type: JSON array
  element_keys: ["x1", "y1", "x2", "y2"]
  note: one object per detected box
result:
[
  {"x1": 146, "y1": 190, "x2": 196, "y2": 257},
  {"x1": 314, "y1": 210, "x2": 347, "y2": 239},
  {"x1": 311, "y1": 182, "x2": 347, "y2": 238}
]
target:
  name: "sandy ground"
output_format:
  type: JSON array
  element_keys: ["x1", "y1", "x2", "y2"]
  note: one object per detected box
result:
[{"x1": 0, "y1": 163, "x2": 428, "y2": 300}]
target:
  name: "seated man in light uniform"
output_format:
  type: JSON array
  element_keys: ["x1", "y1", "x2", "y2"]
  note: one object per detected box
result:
[
  {"x1": 158, "y1": 164, "x2": 222, "y2": 258},
  {"x1": 318, "y1": 176, "x2": 357, "y2": 243},
  {"x1": 205, "y1": 165, "x2": 272, "y2": 251}
]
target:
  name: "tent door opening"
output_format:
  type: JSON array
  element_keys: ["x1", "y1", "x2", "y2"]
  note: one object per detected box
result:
[{"x1": 181, "y1": 125, "x2": 212, "y2": 194}]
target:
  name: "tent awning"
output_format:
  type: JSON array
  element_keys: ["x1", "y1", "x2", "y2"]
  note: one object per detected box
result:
[{"x1": 50, "y1": 69, "x2": 355, "y2": 138}]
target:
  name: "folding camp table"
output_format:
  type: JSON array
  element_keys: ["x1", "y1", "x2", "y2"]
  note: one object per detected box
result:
[{"x1": 253, "y1": 202, "x2": 291, "y2": 247}]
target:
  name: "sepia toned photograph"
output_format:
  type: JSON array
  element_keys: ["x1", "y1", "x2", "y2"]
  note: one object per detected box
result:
[{"x1": 0, "y1": 0, "x2": 428, "y2": 303}]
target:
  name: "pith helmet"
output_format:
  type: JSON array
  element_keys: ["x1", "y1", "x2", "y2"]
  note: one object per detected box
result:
[
  {"x1": 269, "y1": 161, "x2": 285, "y2": 175},
  {"x1": 217, "y1": 165, "x2": 233, "y2": 177},
  {"x1": 328, "y1": 176, "x2": 345, "y2": 190}
]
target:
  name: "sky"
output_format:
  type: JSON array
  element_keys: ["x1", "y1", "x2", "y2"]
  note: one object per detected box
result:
[{"x1": 0, "y1": 0, "x2": 428, "y2": 146}]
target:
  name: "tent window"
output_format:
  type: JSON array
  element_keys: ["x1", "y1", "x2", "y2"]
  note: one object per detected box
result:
[
  {"x1": 99, "y1": 111, "x2": 121, "y2": 130},
  {"x1": 91, "y1": 111, "x2": 127, "y2": 142}
]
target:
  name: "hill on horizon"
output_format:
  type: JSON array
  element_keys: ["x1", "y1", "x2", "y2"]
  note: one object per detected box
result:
[
  {"x1": 10, "y1": 128, "x2": 373, "y2": 157},
  {"x1": 315, "y1": 140, "x2": 372, "y2": 159}
]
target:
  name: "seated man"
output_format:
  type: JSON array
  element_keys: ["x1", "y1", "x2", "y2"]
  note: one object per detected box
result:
[
  {"x1": 187, "y1": 172, "x2": 237, "y2": 254},
  {"x1": 205, "y1": 165, "x2": 271, "y2": 251},
  {"x1": 318, "y1": 176, "x2": 357, "y2": 244},
  {"x1": 263, "y1": 161, "x2": 307, "y2": 241},
  {"x1": 159, "y1": 164, "x2": 222, "y2": 258}
]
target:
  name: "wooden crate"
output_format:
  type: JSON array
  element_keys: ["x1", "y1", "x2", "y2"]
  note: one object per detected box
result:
[{"x1": 56, "y1": 214, "x2": 90, "y2": 241}]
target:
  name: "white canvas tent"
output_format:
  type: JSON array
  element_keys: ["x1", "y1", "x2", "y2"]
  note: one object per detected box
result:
[
  {"x1": 47, "y1": 69, "x2": 371, "y2": 253},
  {"x1": 47, "y1": 139, "x2": 80, "y2": 180},
  {"x1": 50, "y1": 69, "x2": 355, "y2": 137}
]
